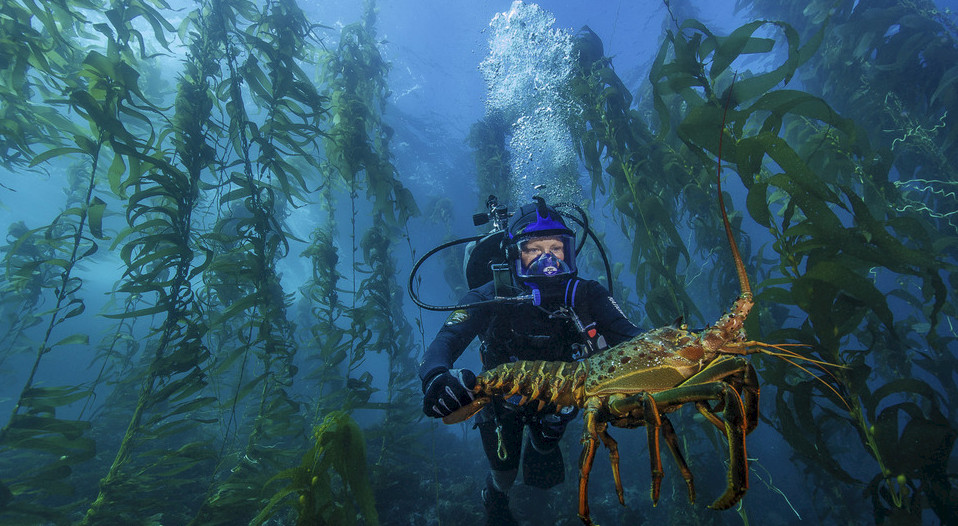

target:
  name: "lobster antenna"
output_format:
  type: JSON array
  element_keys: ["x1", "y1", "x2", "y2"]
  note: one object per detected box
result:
[
  {"x1": 761, "y1": 350, "x2": 851, "y2": 411},
  {"x1": 716, "y1": 72, "x2": 751, "y2": 298}
]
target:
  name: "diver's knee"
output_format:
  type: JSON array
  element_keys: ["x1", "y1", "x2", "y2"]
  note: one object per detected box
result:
[
  {"x1": 528, "y1": 428, "x2": 559, "y2": 453},
  {"x1": 491, "y1": 468, "x2": 518, "y2": 493}
]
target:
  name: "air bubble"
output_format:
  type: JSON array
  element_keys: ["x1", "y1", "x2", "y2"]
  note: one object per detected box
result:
[{"x1": 479, "y1": 1, "x2": 582, "y2": 204}]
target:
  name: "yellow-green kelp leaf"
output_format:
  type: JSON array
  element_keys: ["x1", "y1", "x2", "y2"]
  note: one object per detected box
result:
[{"x1": 252, "y1": 411, "x2": 379, "y2": 526}]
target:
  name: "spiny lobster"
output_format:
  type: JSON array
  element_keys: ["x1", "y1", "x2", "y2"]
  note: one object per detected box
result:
[
  {"x1": 445, "y1": 85, "x2": 795, "y2": 526},
  {"x1": 445, "y1": 291, "x2": 762, "y2": 524}
]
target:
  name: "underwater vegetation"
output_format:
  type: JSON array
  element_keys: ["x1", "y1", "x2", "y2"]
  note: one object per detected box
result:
[
  {"x1": 0, "y1": 0, "x2": 954, "y2": 525},
  {"x1": 0, "y1": 0, "x2": 405, "y2": 523},
  {"x1": 567, "y1": 1, "x2": 957, "y2": 523}
]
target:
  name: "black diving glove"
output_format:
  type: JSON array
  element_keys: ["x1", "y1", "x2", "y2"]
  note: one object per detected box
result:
[{"x1": 422, "y1": 369, "x2": 477, "y2": 418}]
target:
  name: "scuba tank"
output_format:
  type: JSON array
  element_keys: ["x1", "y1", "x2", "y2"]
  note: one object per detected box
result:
[
  {"x1": 407, "y1": 194, "x2": 615, "y2": 312},
  {"x1": 462, "y1": 195, "x2": 514, "y2": 293}
]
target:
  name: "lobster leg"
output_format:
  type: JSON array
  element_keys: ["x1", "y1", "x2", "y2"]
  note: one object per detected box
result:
[
  {"x1": 673, "y1": 355, "x2": 755, "y2": 435},
  {"x1": 661, "y1": 415, "x2": 695, "y2": 504},
  {"x1": 641, "y1": 393, "x2": 665, "y2": 506},
  {"x1": 609, "y1": 370, "x2": 750, "y2": 509},
  {"x1": 741, "y1": 362, "x2": 760, "y2": 435},
  {"x1": 577, "y1": 397, "x2": 602, "y2": 526},
  {"x1": 695, "y1": 400, "x2": 727, "y2": 432},
  {"x1": 650, "y1": 381, "x2": 749, "y2": 510},
  {"x1": 596, "y1": 426, "x2": 624, "y2": 505},
  {"x1": 693, "y1": 360, "x2": 760, "y2": 436}
]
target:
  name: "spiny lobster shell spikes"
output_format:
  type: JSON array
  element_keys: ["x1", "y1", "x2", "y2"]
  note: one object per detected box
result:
[
  {"x1": 477, "y1": 360, "x2": 587, "y2": 410},
  {"x1": 700, "y1": 294, "x2": 753, "y2": 354}
]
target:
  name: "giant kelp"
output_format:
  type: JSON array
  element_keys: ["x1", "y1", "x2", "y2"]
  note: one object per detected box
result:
[
  {"x1": 318, "y1": 0, "x2": 420, "y2": 391},
  {"x1": 0, "y1": 221, "x2": 54, "y2": 371},
  {"x1": 740, "y1": 0, "x2": 958, "y2": 174},
  {"x1": 77, "y1": 0, "x2": 218, "y2": 520},
  {"x1": 186, "y1": 0, "x2": 326, "y2": 522},
  {"x1": 298, "y1": 186, "x2": 367, "y2": 414},
  {"x1": 253, "y1": 411, "x2": 378, "y2": 526},
  {"x1": 0, "y1": 0, "x2": 405, "y2": 524},
  {"x1": 0, "y1": 0, "x2": 93, "y2": 170},
  {"x1": 0, "y1": 206, "x2": 98, "y2": 522},
  {"x1": 0, "y1": 0, "x2": 167, "y2": 522},
  {"x1": 572, "y1": 23, "x2": 721, "y2": 328},
  {"x1": 316, "y1": 3, "x2": 425, "y2": 519},
  {"x1": 731, "y1": 1, "x2": 958, "y2": 522}
]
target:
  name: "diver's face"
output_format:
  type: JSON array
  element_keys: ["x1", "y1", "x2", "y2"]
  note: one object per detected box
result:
[{"x1": 520, "y1": 236, "x2": 565, "y2": 267}]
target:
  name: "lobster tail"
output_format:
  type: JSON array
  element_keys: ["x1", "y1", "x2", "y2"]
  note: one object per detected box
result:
[
  {"x1": 479, "y1": 360, "x2": 588, "y2": 410},
  {"x1": 441, "y1": 360, "x2": 587, "y2": 425}
]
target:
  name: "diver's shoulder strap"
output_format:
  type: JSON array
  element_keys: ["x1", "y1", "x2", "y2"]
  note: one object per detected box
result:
[{"x1": 562, "y1": 279, "x2": 608, "y2": 358}]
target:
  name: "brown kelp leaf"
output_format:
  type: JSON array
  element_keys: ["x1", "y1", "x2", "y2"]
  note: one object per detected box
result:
[
  {"x1": 710, "y1": 20, "x2": 774, "y2": 80},
  {"x1": 746, "y1": 180, "x2": 771, "y2": 228}
]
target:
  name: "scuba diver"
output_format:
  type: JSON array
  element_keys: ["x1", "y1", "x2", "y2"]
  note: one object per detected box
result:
[{"x1": 413, "y1": 196, "x2": 642, "y2": 525}]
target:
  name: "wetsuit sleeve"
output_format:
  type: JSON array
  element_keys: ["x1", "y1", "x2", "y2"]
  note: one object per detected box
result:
[
  {"x1": 588, "y1": 281, "x2": 642, "y2": 347},
  {"x1": 417, "y1": 286, "x2": 491, "y2": 388}
]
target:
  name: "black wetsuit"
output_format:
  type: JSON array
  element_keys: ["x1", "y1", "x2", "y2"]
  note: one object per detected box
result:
[{"x1": 419, "y1": 278, "x2": 641, "y2": 488}]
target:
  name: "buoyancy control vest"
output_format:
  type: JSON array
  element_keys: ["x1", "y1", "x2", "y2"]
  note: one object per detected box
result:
[{"x1": 478, "y1": 277, "x2": 608, "y2": 369}]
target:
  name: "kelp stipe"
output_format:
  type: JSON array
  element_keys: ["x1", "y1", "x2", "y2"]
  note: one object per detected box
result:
[
  {"x1": 0, "y1": 1, "x2": 154, "y2": 522},
  {"x1": 78, "y1": 291, "x2": 148, "y2": 422},
  {"x1": 0, "y1": 174, "x2": 100, "y2": 523},
  {"x1": 353, "y1": 217, "x2": 425, "y2": 520},
  {"x1": 76, "y1": 0, "x2": 217, "y2": 522},
  {"x1": 299, "y1": 190, "x2": 356, "y2": 415},
  {"x1": 318, "y1": 0, "x2": 419, "y2": 394},
  {"x1": 0, "y1": 3, "x2": 142, "y2": 517},
  {"x1": 314, "y1": 1, "x2": 423, "y2": 518},
  {"x1": 317, "y1": 0, "x2": 405, "y2": 413},
  {"x1": 356, "y1": 216, "x2": 421, "y2": 432},
  {"x1": 187, "y1": 0, "x2": 327, "y2": 522}
]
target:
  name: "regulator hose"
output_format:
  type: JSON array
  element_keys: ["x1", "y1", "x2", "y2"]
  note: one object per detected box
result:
[{"x1": 407, "y1": 235, "x2": 536, "y2": 311}]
